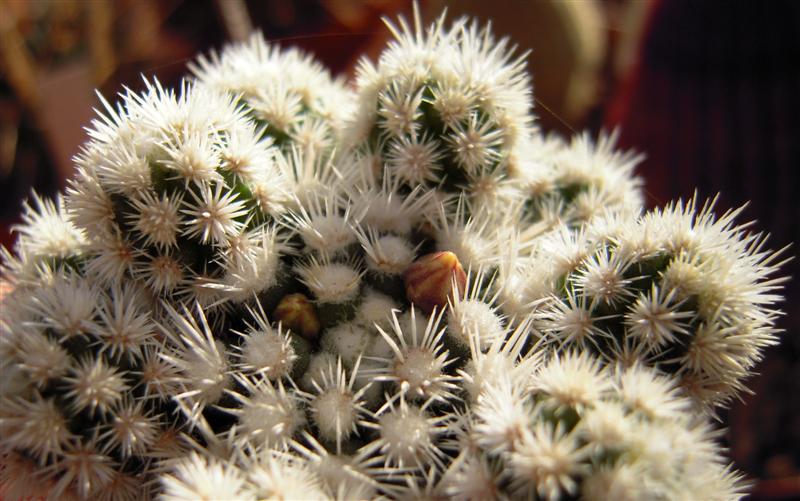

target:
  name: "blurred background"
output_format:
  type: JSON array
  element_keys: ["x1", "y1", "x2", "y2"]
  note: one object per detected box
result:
[{"x1": 0, "y1": 0, "x2": 797, "y2": 497}]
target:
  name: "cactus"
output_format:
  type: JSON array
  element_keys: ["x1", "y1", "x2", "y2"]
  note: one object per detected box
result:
[
  {"x1": 346, "y1": 6, "x2": 536, "y2": 214},
  {"x1": 505, "y1": 197, "x2": 789, "y2": 411},
  {"x1": 460, "y1": 352, "x2": 747, "y2": 500},
  {"x1": 0, "y1": 5, "x2": 790, "y2": 501},
  {"x1": 191, "y1": 32, "x2": 354, "y2": 157},
  {"x1": 516, "y1": 130, "x2": 645, "y2": 233},
  {"x1": 0, "y1": 212, "x2": 190, "y2": 498},
  {"x1": 65, "y1": 80, "x2": 292, "y2": 310}
]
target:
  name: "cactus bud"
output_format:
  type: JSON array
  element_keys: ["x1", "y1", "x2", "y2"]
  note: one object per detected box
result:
[
  {"x1": 274, "y1": 293, "x2": 321, "y2": 341},
  {"x1": 403, "y1": 251, "x2": 466, "y2": 313}
]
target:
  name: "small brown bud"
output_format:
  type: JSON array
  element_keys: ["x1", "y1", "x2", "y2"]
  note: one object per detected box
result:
[
  {"x1": 403, "y1": 251, "x2": 466, "y2": 313},
  {"x1": 274, "y1": 293, "x2": 321, "y2": 341}
]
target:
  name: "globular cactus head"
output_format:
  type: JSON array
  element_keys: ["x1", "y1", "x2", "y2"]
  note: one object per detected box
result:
[
  {"x1": 516, "y1": 130, "x2": 645, "y2": 233},
  {"x1": 511, "y1": 196, "x2": 788, "y2": 411},
  {"x1": 347, "y1": 6, "x2": 536, "y2": 213},
  {"x1": 191, "y1": 32, "x2": 355, "y2": 157},
  {"x1": 0, "y1": 255, "x2": 192, "y2": 499},
  {"x1": 65, "y1": 80, "x2": 293, "y2": 309},
  {"x1": 461, "y1": 351, "x2": 747, "y2": 500}
]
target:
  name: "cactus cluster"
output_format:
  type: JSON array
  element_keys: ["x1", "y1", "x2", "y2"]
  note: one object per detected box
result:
[{"x1": 0, "y1": 6, "x2": 789, "y2": 501}]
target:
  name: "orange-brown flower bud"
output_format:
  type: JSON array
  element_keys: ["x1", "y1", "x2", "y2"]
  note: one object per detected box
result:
[
  {"x1": 274, "y1": 293, "x2": 321, "y2": 341},
  {"x1": 403, "y1": 251, "x2": 466, "y2": 313}
]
